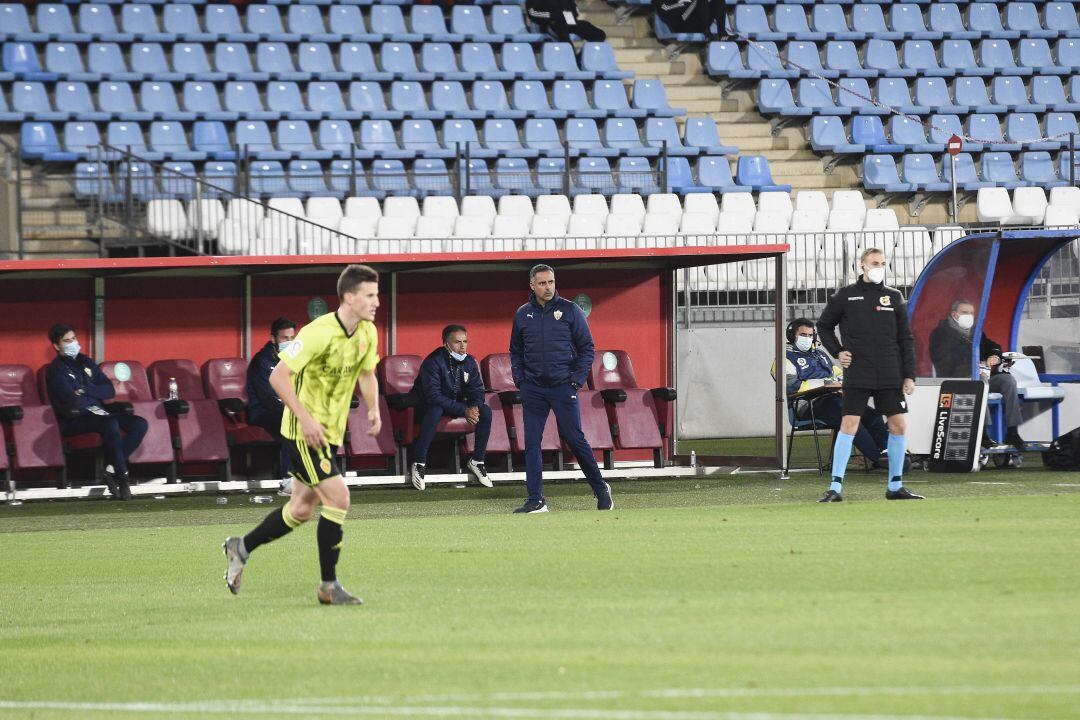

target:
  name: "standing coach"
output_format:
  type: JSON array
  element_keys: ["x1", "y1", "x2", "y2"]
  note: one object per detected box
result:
[
  {"x1": 509, "y1": 264, "x2": 613, "y2": 514},
  {"x1": 815, "y1": 248, "x2": 923, "y2": 503}
]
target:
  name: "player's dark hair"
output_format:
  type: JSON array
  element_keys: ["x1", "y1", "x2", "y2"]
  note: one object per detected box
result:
[
  {"x1": 529, "y1": 264, "x2": 554, "y2": 281},
  {"x1": 442, "y1": 324, "x2": 467, "y2": 343},
  {"x1": 786, "y1": 318, "x2": 816, "y2": 344},
  {"x1": 337, "y1": 264, "x2": 379, "y2": 301},
  {"x1": 270, "y1": 317, "x2": 296, "y2": 336},
  {"x1": 48, "y1": 323, "x2": 74, "y2": 346}
]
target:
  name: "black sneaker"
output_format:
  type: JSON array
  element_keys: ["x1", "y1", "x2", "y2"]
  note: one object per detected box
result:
[
  {"x1": 818, "y1": 489, "x2": 843, "y2": 503},
  {"x1": 513, "y1": 497, "x2": 548, "y2": 514},
  {"x1": 117, "y1": 474, "x2": 133, "y2": 501},
  {"x1": 1006, "y1": 429, "x2": 1026, "y2": 450},
  {"x1": 886, "y1": 486, "x2": 924, "y2": 500},
  {"x1": 595, "y1": 482, "x2": 613, "y2": 511},
  {"x1": 102, "y1": 469, "x2": 119, "y2": 499},
  {"x1": 410, "y1": 463, "x2": 426, "y2": 491}
]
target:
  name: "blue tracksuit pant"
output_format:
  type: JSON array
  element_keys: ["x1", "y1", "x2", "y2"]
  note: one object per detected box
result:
[
  {"x1": 414, "y1": 403, "x2": 492, "y2": 465},
  {"x1": 521, "y1": 382, "x2": 605, "y2": 502}
]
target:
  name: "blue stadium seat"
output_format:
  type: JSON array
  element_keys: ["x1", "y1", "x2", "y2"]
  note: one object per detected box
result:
[
  {"x1": 411, "y1": 5, "x2": 462, "y2": 42},
  {"x1": 107, "y1": 122, "x2": 161, "y2": 160},
  {"x1": 37, "y1": 4, "x2": 79, "y2": 42},
  {"x1": 683, "y1": 117, "x2": 738, "y2": 155},
  {"x1": 758, "y1": 79, "x2": 804, "y2": 115},
  {"x1": 421, "y1": 43, "x2": 470, "y2": 81},
  {"x1": 149, "y1": 121, "x2": 203, "y2": 160},
  {"x1": 955, "y1": 77, "x2": 1002, "y2": 114},
  {"x1": 490, "y1": 5, "x2": 544, "y2": 42},
  {"x1": 618, "y1": 156, "x2": 661, "y2": 194},
  {"x1": 130, "y1": 43, "x2": 180, "y2": 82},
  {"x1": 14, "y1": 81, "x2": 65, "y2": 121},
  {"x1": 22, "y1": 122, "x2": 77, "y2": 162},
  {"x1": 299, "y1": 43, "x2": 348, "y2": 81},
  {"x1": 203, "y1": 161, "x2": 238, "y2": 197},
  {"x1": 3, "y1": 43, "x2": 53, "y2": 80},
  {"x1": 581, "y1": 43, "x2": 633, "y2": 80},
  {"x1": 654, "y1": 13, "x2": 707, "y2": 44},
  {"x1": 1045, "y1": 3, "x2": 1080, "y2": 36},
  {"x1": 633, "y1": 80, "x2": 682, "y2": 116},
  {"x1": 825, "y1": 41, "x2": 872, "y2": 78},
  {"x1": 644, "y1": 117, "x2": 694, "y2": 156},
  {"x1": 889, "y1": 115, "x2": 938, "y2": 152},
  {"x1": 390, "y1": 82, "x2": 441, "y2": 120},
  {"x1": 0, "y1": 4, "x2": 43, "y2": 43},
  {"x1": 381, "y1": 42, "x2": 433, "y2": 81},
  {"x1": 258, "y1": 43, "x2": 307, "y2": 81},
  {"x1": 159, "y1": 162, "x2": 198, "y2": 200},
  {"x1": 403, "y1": 118, "x2": 452, "y2": 158},
  {"x1": 288, "y1": 160, "x2": 329, "y2": 196},
  {"x1": 1021, "y1": 151, "x2": 1065, "y2": 186},
  {"x1": 876, "y1": 77, "x2": 920, "y2": 113},
  {"x1": 451, "y1": 6, "x2": 499, "y2": 43},
  {"x1": 249, "y1": 161, "x2": 290, "y2": 197},
  {"x1": 993, "y1": 76, "x2": 1044, "y2": 113},
  {"x1": 747, "y1": 41, "x2": 796, "y2": 79},
  {"x1": 903, "y1": 40, "x2": 951, "y2": 77},
  {"x1": 340, "y1": 43, "x2": 390, "y2": 81},
  {"x1": 204, "y1": 5, "x2": 247, "y2": 41},
  {"x1": 536, "y1": 156, "x2": 568, "y2": 193},
  {"x1": 774, "y1": 5, "x2": 823, "y2": 41},
  {"x1": 512, "y1": 80, "x2": 563, "y2": 119},
  {"x1": 697, "y1": 156, "x2": 750, "y2": 193},
  {"x1": 174, "y1": 43, "x2": 223, "y2": 81},
  {"x1": 982, "y1": 39, "x2": 1027, "y2": 75},
  {"x1": 193, "y1": 121, "x2": 236, "y2": 159},
  {"x1": 328, "y1": 6, "x2": 376, "y2": 42},
  {"x1": 928, "y1": 4, "x2": 978, "y2": 41},
  {"x1": 121, "y1": 5, "x2": 167, "y2": 42},
  {"x1": 524, "y1": 119, "x2": 563, "y2": 155},
  {"x1": 460, "y1": 42, "x2": 511, "y2": 81},
  {"x1": 55, "y1": 82, "x2": 106, "y2": 121},
  {"x1": 328, "y1": 160, "x2": 368, "y2": 198},
  {"x1": 577, "y1": 156, "x2": 615, "y2": 193},
  {"x1": 182, "y1": 82, "x2": 235, "y2": 121},
  {"x1": 664, "y1": 156, "x2": 709, "y2": 194},
  {"x1": 279, "y1": 120, "x2": 331, "y2": 159},
  {"x1": 350, "y1": 81, "x2": 401, "y2": 120},
  {"x1": 916, "y1": 78, "x2": 964, "y2": 114},
  {"x1": 980, "y1": 152, "x2": 1021, "y2": 187},
  {"x1": 543, "y1": 43, "x2": 592, "y2": 81},
  {"x1": 1046, "y1": 112, "x2": 1080, "y2": 145},
  {"x1": 1019, "y1": 39, "x2": 1066, "y2": 76},
  {"x1": 797, "y1": 78, "x2": 848, "y2": 115},
  {"x1": 969, "y1": 113, "x2": 1015, "y2": 151},
  {"x1": 79, "y1": 4, "x2": 130, "y2": 42},
  {"x1": 141, "y1": 81, "x2": 193, "y2": 121},
  {"x1": 0, "y1": 87, "x2": 16, "y2": 122},
  {"x1": 901, "y1": 154, "x2": 950, "y2": 192},
  {"x1": 225, "y1": 82, "x2": 274, "y2": 120},
  {"x1": 862, "y1": 155, "x2": 909, "y2": 193},
  {"x1": 865, "y1": 39, "x2": 913, "y2": 77},
  {"x1": 943, "y1": 152, "x2": 991, "y2": 191},
  {"x1": 852, "y1": 5, "x2": 900, "y2": 42},
  {"x1": 567, "y1": 118, "x2": 613, "y2": 156},
  {"x1": 63, "y1": 121, "x2": 102, "y2": 158},
  {"x1": 370, "y1": 6, "x2": 420, "y2": 43},
  {"x1": 553, "y1": 80, "x2": 604, "y2": 119},
  {"x1": 808, "y1": 116, "x2": 861, "y2": 153},
  {"x1": 45, "y1": 43, "x2": 93, "y2": 81},
  {"x1": 237, "y1": 120, "x2": 289, "y2": 160},
  {"x1": 788, "y1": 41, "x2": 834, "y2": 78},
  {"x1": 942, "y1": 40, "x2": 989, "y2": 77},
  {"x1": 501, "y1": 43, "x2": 551, "y2": 81},
  {"x1": 473, "y1": 81, "x2": 523, "y2": 119},
  {"x1": 432, "y1": 81, "x2": 483, "y2": 120},
  {"x1": 1057, "y1": 39, "x2": 1080, "y2": 73},
  {"x1": 969, "y1": 3, "x2": 1018, "y2": 40},
  {"x1": 317, "y1": 120, "x2": 355, "y2": 156},
  {"x1": 1059, "y1": 152, "x2": 1079, "y2": 184},
  {"x1": 838, "y1": 78, "x2": 887, "y2": 114},
  {"x1": 734, "y1": 6, "x2": 782, "y2": 41},
  {"x1": 1033, "y1": 77, "x2": 1080, "y2": 112},
  {"x1": 812, "y1": 6, "x2": 862, "y2": 41},
  {"x1": 928, "y1": 114, "x2": 977, "y2": 151},
  {"x1": 162, "y1": 6, "x2": 209, "y2": 42},
  {"x1": 494, "y1": 157, "x2": 533, "y2": 194},
  {"x1": 288, "y1": 6, "x2": 335, "y2": 42},
  {"x1": 360, "y1": 119, "x2": 407, "y2": 158},
  {"x1": 462, "y1": 159, "x2": 495, "y2": 196},
  {"x1": 889, "y1": 3, "x2": 940, "y2": 40},
  {"x1": 246, "y1": 5, "x2": 292, "y2": 42},
  {"x1": 414, "y1": 158, "x2": 453, "y2": 196},
  {"x1": 124, "y1": 164, "x2": 162, "y2": 205},
  {"x1": 215, "y1": 43, "x2": 266, "y2": 81},
  {"x1": 851, "y1": 115, "x2": 903, "y2": 153},
  {"x1": 706, "y1": 42, "x2": 756, "y2": 80},
  {"x1": 1006, "y1": 113, "x2": 1058, "y2": 150},
  {"x1": 606, "y1": 118, "x2": 653, "y2": 156},
  {"x1": 75, "y1": 162, "x2": 120, "y2": 201},
  {"x1": 267, "y1": 82, "x2": 316, "y2": 121},
  {"x1": 736, "y1": 155, "x2": 790, "y2": 192},
  {"x1": 484, "y1": 118, "x2": 535, "y2": 157}
]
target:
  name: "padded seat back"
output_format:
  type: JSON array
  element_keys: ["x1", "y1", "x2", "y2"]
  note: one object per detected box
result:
[
  {"x1": 480, "y1": 353, "x2": 515, "y2": 391},
  {"x1": 575, "y1": 389, "x2": 614, "y2": 452},
  {"x1": 202, "y1": 357, "x2": 250, "y2": 402},
  {"x1": 346, "y1": 393, "x2": 397, "y2": 458},
  {"x1": 588, "y1": 349, "x2": 639, "y2": 390},
  {"x1": 148, "y1": 359, "x2": 204, "y2": 400},
  {"x1": 0, "y1": 364, "x2": 37, "y2": 407},
  {"x1": 378, "y1": 354, "x2": 423, "y2": 395},
  {"x1": 463, "y1": 391, "x2": 511, "y2": 456}
]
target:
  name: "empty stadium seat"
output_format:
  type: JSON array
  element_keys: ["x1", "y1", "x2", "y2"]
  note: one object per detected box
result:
[
  {"x1": 480, "y1": 353, "x2": 561, "y2": 459},
  {"x1": 589, "y1": 350, "x2": 674, "y2": 467}
]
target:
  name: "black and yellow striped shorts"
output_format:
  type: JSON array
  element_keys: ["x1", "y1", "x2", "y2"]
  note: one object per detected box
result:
[{"x1": 285, "y1": 438, "x2": 342, "y2": 487}]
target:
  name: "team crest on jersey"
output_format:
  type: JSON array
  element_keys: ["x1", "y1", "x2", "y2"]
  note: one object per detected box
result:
[
  {"x1": 84, "y1": 367, "x2": 92, "y2": 376},
  {"x1": 796, "y1": 357, "x2": 808, "y2": 367},
  {"x1": 879, "y1": 295, "x2": 891, "y2": 306},
  {"x1": 320, "y1": 458, "x2": 331, "y2": 474},
  {"x1": 463, "y1": 371, "x2": 469, "y2": 382},
  {"x1": 553, "y1": 310, "x2": 563, "y2": 320},
  {"x1": 286, "y1": 339, "x2": 303, "y2": 357}
]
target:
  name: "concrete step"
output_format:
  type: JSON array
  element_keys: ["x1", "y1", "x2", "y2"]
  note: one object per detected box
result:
[
  {"x1": 20, "y1": 239, "x2": 99, "y2": 257},
  {"x1": 768, "y1": 159, "x2": 826, "y2": 176}
]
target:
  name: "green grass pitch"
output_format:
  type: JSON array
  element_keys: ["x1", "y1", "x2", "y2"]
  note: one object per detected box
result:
[{"x1": 1, "y1": 454, "x2": 1078, "y2": 720}]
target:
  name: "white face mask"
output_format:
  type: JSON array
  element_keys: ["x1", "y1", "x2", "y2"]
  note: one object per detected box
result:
[
  {"x1": 277, "y1": 341, "x2": 292, "y2": 353},
  {"x1": 955, "y1": 313, "x2": 975, "y2": 330},
  {"x1": 794, "y1": 336, "x2": 813, "y2": 352},
  {"x1": 865, "y1": 266, "x2": 886, "y2": 284},
  {"x1": 62, "y1": 341, "x2": 81, "y2": 358},
  {"x1": 448, "y1": 349, "x2": 467, "y2": 362}
]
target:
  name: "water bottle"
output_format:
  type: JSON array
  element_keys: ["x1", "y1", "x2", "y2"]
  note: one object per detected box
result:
[{"x1": 167, "y1": 377, "x2": 179, "y2": 400}]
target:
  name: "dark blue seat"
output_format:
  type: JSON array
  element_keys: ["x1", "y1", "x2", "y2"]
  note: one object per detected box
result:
[
  {"x1": 902, "y1": 154, "x2": 950, "y2": 192},
  {"x1": 736, "y1": 155, "x2": 790, "y2": 192},
  {"x1": 862, "y1": 155, "x2": 909, "y2": 193},
  {"x1": 683, "y1": 117, "x2": 738, "y2": 155},
  {"x1": 193, "y1": 120, "x2": 237, "y2": 159},
  {"x1": 808, "y1": 116, "x2": 862, "y2": 154},
  {"x1": 696, "y1": 156, "x2": 751, "y2": 193}
]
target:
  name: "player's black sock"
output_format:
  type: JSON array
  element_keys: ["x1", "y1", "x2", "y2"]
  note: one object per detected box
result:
[
  {"x1": 318, "y1": 506, "x2": 347, "y2": 583},
  {"x1": 243, "y1": 505, "x2": 299, "y2": 554}
]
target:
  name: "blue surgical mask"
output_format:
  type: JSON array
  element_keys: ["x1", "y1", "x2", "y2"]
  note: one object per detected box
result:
[
  {"x1": 62, "y1": 341, "x2": 80, "y2": 358},
  {"x1": 795, "y1": 336, "x2": 813, "y2": 353},
  {"x1": 277, "y1": 341, "x2": 292, "y2": 353},
  {"x1": 449, "y1": 350, "x2": 467, "y2": 362}
]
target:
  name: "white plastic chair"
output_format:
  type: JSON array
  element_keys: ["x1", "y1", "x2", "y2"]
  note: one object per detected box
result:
[
  {"x1": 535, "y1": 194, "x2": 573, "y2": 221},
  {"x1": 757, "y1": 191, "x2": 793, "y2": 222},
  {"x1": 344, "y1": 196, "x2": 381, "y2": 219},
  {"x1": 376, "y1": 215, "x2": 414, "y2": 238},
  {"x1": 498, "y1": 194, "x2": 535, "y2": 220},
  {"x1": 414, "y1": 215, "x2": 454, "y2": 238},
  {"x1": 1042, "y1": 204, "x2": 1080, "y2": 227},
  {"x1": 215, "y1": 219, "x2": 254, "y2": 255},
  {"x1": 453, "y1": 215, "x2": 492, "y2": 238},
  {"x1": 720, "y1": 191, "x2": 756, "y2": 217},
  {"x1": 716, "y1": 209, "x2": 754, "y2": 235},
  {"x1": 268, "y1": 196, "x2": 305, "y2": 219},
  {"x1": 566, "y1": 214, "x2": 605, "y2": 237},
  {"x1": 422, "y1": 195, "x2": 459, "y2": 218},
  {"x1": 188, "y1": 199, "x2": 226, "y2": 239},
  {"x1": 683, "y1": 192, "x2": 720, "y2": 223},
  {"x1": 306, "y1": 197, "x2": 343, "y2": 223},
  {"x1": 256, "y1": 216, "x2": 294, "y2": 254},
  {"x1": 460, "y1": 195, "x2": 497, "y2": 223},
  {"x1": 226, "y1": 198, "x2": 263, "y2": 228},
  {"x1": 337, "y1": 216, "x2": 377, "y2": 239},
  {"x1": 147, "y1": 199, "x2": 190, "y2": 240},
  {"x1": 1048, "y1": 186, "x2": 1080, "y2": 216},
  {"x1": 753, "y1": 210, "x2": 790, "y2": 233},
  {"x1": 827, "y1": 209, "x2": 864, "y2": 231},
  {"x1": 609, "y1": 193, "x2": 646, "y2": 223},
  {"x1": 831, "y1": 190, "x2": 867, "y2": 221},
  {"x1": 976, "y1": 187, "x2": 1022, "y2": 224},
  {"x1": 646, "y1": 192, "x2": 682, "y2": 217},
  {"x1": 789, "y1": 208, "x2": 827, "y2": 232},
  {"x1": 529, "y1": 213, "x2": 568, "y2": 237},
  {"x1": 383, "y1": 196, "x2": 421, "y2": 222},
  {"x1": 573, "y1": 193, "x2": 609, "y2": 219},
  {"x1": 795, "y1": 190, "x2": 829, "y2": 217},
  {"x1": 1011, "y1": 187, "x2": 1047, "y2": 225}
]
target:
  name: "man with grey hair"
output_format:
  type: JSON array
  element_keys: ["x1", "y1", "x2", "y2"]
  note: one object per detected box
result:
[{"x1": 508, "y1": 264, "x2": 612, "y2": 513}]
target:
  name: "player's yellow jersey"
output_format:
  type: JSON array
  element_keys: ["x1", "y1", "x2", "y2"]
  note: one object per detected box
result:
[{"x1": 279, "y1": 312, "x2": 379, "y2": 446}]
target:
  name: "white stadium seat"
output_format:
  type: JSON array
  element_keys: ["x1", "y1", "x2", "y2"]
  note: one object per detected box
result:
[
  {"x1": 604, "y1": 213, "x2": 643, "y2": 236},
  {"x1": 344, "y1": 196, "x2": 381, "y2": 219},
  {"x1": 716, "y1": 210, "x2": 754, "y2": 235},
  {"x1": 831, "y1": 190, "x2": 867, "y2": 221},
  {"x1": 609, "y1": 193, "x2": 646, "y2": 223},
  {"x1": 422, "y1": 195, "x2": 459, "y2": 218},
  {"x1": 460, "y1": 195, "x2": 497, "y2": 224},
  {"x1": 1043, "y1": 204, "x2": 1080, "y2": 227},
  {"x1": 863, "y1": 208, "x2": 899, "y2": 230},
  {"x1": 226, "y1": 198, "x2": 263, "y2": 228},
  {"x1": 642, "y1": 212, "x2": 679, "y2": 236},
  {"x1": 337, "y1": 216, "x2": 377, "y2": 239},
  {"x1": 268, "y1": 196, "x2": 305, "y2": 219},
  {"x1": 788, "y1": 208, "x2": 827, "y2": 232},
  {"x1": 147, "y1": 199, "x2": 189, "y2": 241},
  {"x1": 216, "y1": 220, "x2": 253, "y2": 255},
  {"x1": 573, "y1": 194, "x2": 609, "y2": 219},
  {"x1": 529, "y1": 213, "x2": 568, "y2": 237},
  {"x1": 753, "y1": 210, "x2": 790, "y2": 233},
  {"x1": 1012, "y1": 187, "x2": 1047, "y2": 225},
  {"x1": 535, "y1": 194, "x2": 573, "y2": 221},
  {"x1": 977, "y1": 187, "x2": 1023, "y2": 224},
  {"x1": 720, "y1": 191, "x2": 756, "y2": 217},
  {"x1": 757, "y1": 191, "x2": 793, "y2": 222},
  {"x1": 683, "y1": 192, "x2": 720, "y2": 223},
  {"x1": 795, "y1": 190, "x2": 829, "y2": 218},
  {"x1": 188, "y1": 199, "x2": 226, "y2": 239},
  {"x1": 383, "y1": 196, "x2": 421, "y2": 222},
  {"x1": 826, "y1": 209, "x2": 863, "y2": 231},
  {"x1": 646, "y1": 192, "x2": 682, "y2": 218},
  {"x1": 306, "y1": 197, "x2": 343, "y2": 223},
  {"x1": 498, "y1": 195, "x2": 535, "y2": 220},
  {"x1": 376, "y1": 215, "x2": 414, "y2": 238},
  {"x1": 414, "y1": 215, "x2": 454, "y2": 238},
  {"x1": 453, "y1": 215, "x2": 492, "y2": 238},
  {"x1": 566, "y1": 214, "x2": 605, "y2": 237}
]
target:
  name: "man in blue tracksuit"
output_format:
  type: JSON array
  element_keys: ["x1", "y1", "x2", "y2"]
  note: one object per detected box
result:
[
  {"x1": 509, "y1": 264, "x2": 612, "y2": 514},
  {"x1": 409, "y1": 324, "x2": 494, "y2": 491},
  {"x1": 246, "y1": 316, "x2": 297, "y2": 485},
  {"x1": 45, "y1": 323, "x2": 148, "y2": 500}
]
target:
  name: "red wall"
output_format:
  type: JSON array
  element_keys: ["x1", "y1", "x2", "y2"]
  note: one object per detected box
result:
[{"x1": 0, "y1": 279, "x2": 94, "y2": 369}]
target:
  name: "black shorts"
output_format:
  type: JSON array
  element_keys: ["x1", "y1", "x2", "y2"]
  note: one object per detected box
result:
[
  {"x1": 285, "y1": 437, "x2": 342, "y2": 487},
  {"x1": 841, "y1": 387, "x2": 908, "y2": 417}
]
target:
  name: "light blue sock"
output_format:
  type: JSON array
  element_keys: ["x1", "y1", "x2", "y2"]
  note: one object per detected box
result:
[
  {"x1": 887, "y1": 433, "x2": 906, "y2": 491},
  {"x1": 830, "y1": 431, "x2": 855, "y2": 483}
]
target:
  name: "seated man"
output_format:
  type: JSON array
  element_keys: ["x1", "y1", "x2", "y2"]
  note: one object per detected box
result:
[
  {"x1": 773, "y1": 318, "x2": 891, "y2": 468},
  {"x1": 410, "y1": 324, "x2": 494, "y2": 491},
  {"x1": 45, "y1": 323, "x2": 148, "y2": 500},
  {"x1": 928, "y1": 299, "x2": 1024, "y2": 449},
  {"x1": 526, "y1": 0, "x2": 606, "y2": 42},
  {"x1": 246, "y1": 317, "x2": 296, "y2": 490}
]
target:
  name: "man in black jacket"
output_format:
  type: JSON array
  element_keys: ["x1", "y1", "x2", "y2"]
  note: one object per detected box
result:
[
  {"x1": 44, "y1": 323, "x2": 148, "y2": 500},
  {"x1": 246, "y1": 317, "x2": 297, "y2": 486},
  {"x1": 815, "y1": 249, "x2": 923, "y2": 502},
  {"x1": 928, "y1": 299, "x2": 1025, "y2": 448},
  {"x1": 410, "y1": 324, "x2": 493, "y2": 491},
  {"x1": 526, "y1": 0, "x2": 606, "y2": 42}
]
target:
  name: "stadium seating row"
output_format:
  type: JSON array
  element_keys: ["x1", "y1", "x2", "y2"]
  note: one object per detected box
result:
[
  {"x1": 976, "y1": 184, "x2": 1080, "y2": 224},
  {"x1": 0, "y1": 3, "x2": 543, "y2": 44},
  {"x1": 3, "y1": 41, "x2": 628, "y2": 85},
  {"x1": 0, "y1": 349, "x2": 671, "y2": 485},
  {"x1": 863, "y1": 151, "x2": 1075, "y2": 192}
]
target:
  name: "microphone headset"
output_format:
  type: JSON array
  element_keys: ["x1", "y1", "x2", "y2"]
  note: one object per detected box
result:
[{"x1": 785, "y1": 318, "x2": 817, "y2": 346}]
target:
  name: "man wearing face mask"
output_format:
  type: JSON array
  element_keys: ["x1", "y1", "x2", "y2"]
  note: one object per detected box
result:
[
  {"x1": 772, "y1": 319, "x2": 890, "y2": 467},
  {"x1": 44, "y1": 323, "x2": 148, "y2": 500},
  {"x1": 409, "y1": 324, "x2": 493, "y2": 491},
  {"x1": 246, "y1": 317, "x2": 297, "y2": 491},
  {"x1": 815, "y1": 248, "x2": 923, "y2": 502},
  {"x1": 929, "y1": 299, "x2": 1025, "y2": 449}
]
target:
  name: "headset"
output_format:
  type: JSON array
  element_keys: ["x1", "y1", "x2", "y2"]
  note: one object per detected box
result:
[{"x1": 785, "y1": 318, "x2": 817, "y2": 346}]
